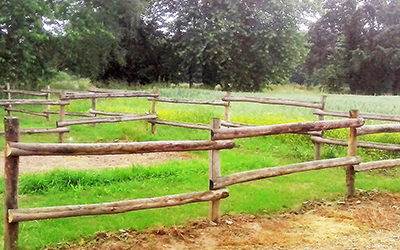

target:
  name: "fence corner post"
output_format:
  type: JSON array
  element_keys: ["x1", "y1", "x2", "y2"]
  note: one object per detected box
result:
[
  {"x1": 151, "y1": 87, "x2": 159, "y2": 135},
  {"x1": 4, "y1": 117, "x2": 20, "y2": 250},
  {"x1": 209, "y1": 118, "x2": 222, "y2": 223},
  {"x1": 346, "y1": 109, "x2": 358, "y2": 198},
  {"x1": 314, "y1": 95, "x2": 327, "y2": 160}
]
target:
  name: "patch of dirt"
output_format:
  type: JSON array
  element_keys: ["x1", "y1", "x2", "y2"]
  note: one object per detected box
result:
[
  {"x1": 51, "y1": 191, "x2": 400, "y2": 250},
  {"x1": 0, "y1": 151, "x2": 194, "y2": 176}
]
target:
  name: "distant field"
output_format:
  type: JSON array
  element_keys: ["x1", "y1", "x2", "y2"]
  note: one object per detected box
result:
[{"x1": 1, "y1": 85, "x2": 400, "y2": 249}]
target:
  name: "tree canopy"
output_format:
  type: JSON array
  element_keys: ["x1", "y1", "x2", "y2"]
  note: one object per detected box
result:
[{"x1": 306, "y1": 0, "x2": 400, "y2": 94}]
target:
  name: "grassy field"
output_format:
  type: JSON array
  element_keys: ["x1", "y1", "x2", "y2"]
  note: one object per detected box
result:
[{"x1": 1, "y1": 84, "x2": 400, "y2": 249}]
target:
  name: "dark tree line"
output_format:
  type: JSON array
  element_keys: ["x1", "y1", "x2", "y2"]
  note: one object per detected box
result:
[
  {"x1": 306, "y1": 0, "x2": 400, "y2": 94},
  {"x1": 2, "y1": 0, "x2": 399, "y2": 94}
]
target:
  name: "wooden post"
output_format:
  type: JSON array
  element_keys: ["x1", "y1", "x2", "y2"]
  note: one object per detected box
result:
[
  {"x1": 151, "y1": 87, "x2": 158, "y2": 135},
  {"x1": 45, "y1": 86, "x2": 51, "y2": 121},
  {"x1": 209, "y1": 118, "x2": 222, "y2": 222},
  {"x1": 58, "y1": 91, "x2": 66, "y2": 143},
  {"x1": 4, "y1": 117, "x2": 20, "y2": 250},
  {"x1": 91, "y1": 97, "x2": 97, "y2": 127},
  {"x1": 224, "y1": 92, "x2": 231, "y2": 122},
  {"x1": 314, "y1": 95, "x2": 327, "y2": 160},
  {"x1": 346, "y1": 109, "x2": 358, "y2": 198},
  {"x1": 6, "y1": 83, "x2": 12, "y2": 116}
]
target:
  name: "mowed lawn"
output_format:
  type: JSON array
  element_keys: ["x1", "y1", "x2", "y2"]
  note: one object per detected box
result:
[{"x1": 1, "y1": 85, "x2": 400, "y2": 249}]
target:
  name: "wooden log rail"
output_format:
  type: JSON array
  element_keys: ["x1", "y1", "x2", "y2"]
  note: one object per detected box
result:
[
  {"x1": 89, "y1": 109, "x2": 140, "y2": 117},
  {"x1": 0, "y1": 99, "x2": 69, "y2": 106},
  {"x1": 211, "y1": 118, "x2": 364, "y2": 140},
  {"x1": 149, "y1": 119, "x2": 211, "y2": 131},
  {"x1": 44, "y1": 110, "x2": 95, "y2": 117},
  {"x1": 61, "y1": 91, "x2": 159, "y2": 100},
  {"x1": 314, "y1": 109, "x2": 400, "y2": 122},
  {"x1": 211, "y1": 157, "x2": 361, "y2": 189},
  {"x1": 223, "y1": 95, "x2": 324, "y2": 109},
  {"x1": 57, "y1": 114, "x2": 157, "y2": 127},
  {"x1": 2, "y1": 89, "x2": 48, "y2": 97},
  {"x1": 5, "y1": 107, "x2": 49, "y2": 118},
  {"x1": 7, "y1": 140, "x2": 235, "y2": 156},
  {"x1": 148, "y1": 97, "x2": 229, "y2": 107},
  {"x1": 8, "y1": 189, "x2": 229, "y2": 223},
  {"x1": 0, "y1": 127, "x2": 69, "y2": 136},
  {"x1": 311, "y1": 136, "x2": 400, "y2": 151},
  {"x1": 356, "y1": 159, "x2": 400, "y2": 172}
]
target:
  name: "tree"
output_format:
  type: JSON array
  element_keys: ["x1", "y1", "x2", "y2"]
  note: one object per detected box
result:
[
  {"x1": 0, "y1": 0, "x2": 54, "y2": 89},
  {"x1": 148, "y1": 0, "x2": 308, "y2": 91},
  {"x1": 306, "y1": 0, "x2": 400, "y2": 94}
]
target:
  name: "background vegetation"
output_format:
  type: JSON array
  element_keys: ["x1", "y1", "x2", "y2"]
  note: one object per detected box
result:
[{"x1": 2, "y1": 0, "x2": 399, "y2": 94}]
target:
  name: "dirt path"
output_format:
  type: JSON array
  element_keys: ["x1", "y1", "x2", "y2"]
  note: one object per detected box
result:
[
  {"x1": 0, "y1": 151, "x2": 194, "y2": 176},
  {"x1": 49, "y1": 191, "x2": 400, "y2": 250}
]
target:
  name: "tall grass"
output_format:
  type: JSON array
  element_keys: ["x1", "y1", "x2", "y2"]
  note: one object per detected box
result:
[{"x1": 1, "y1": 85, "x2": 400, "y2": 249}]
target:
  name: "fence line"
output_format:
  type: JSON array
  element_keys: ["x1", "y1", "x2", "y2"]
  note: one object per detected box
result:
[{"x1": 4, "y1": 114, "x2": 371, "y2": 249}]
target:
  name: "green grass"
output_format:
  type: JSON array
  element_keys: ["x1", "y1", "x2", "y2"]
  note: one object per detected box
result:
[{"x1": 2, "y1": 85, "x2": 400, "y2": 249}]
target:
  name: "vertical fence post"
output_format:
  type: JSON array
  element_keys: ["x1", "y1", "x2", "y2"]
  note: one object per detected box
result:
[
  {"x1": 151, "y1": 87, "x2": 158, "y2": 135},
  {"x1": 314, "y1": 95, "x2": 327, "y2": 160},
  {"x1": 346, "y1": 109, "x2": 358, "y2": 198},
  {"x1": 6, "y1": 83, "x2": 12, "y2": 116},
  {"x1": 209, "y1": 118, "x2": 221, "y2": 222},
  {"x1": 4, "y1": 117, "x2": 20, "y2": 250},
  {"x1": 91, "y1": 96, "x2": 97, "y2": 127},
  {"x1": 45, "y1": 86, "x2": 51, "y2": 121},
  {"x1": 224, "y1": 92, "x2": 231, "y2": 122},
  {"x1": 58, "y1": 91, "x2": 66, "y2": 143}
]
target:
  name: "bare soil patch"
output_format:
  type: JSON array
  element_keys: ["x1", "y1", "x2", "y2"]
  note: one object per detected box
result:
[
  {"x1": 51, "y1": 191, "x2": 400, "y2": 250},
  {"x1": 0, "y1": 151, "x2": 194, "y2": 176}
]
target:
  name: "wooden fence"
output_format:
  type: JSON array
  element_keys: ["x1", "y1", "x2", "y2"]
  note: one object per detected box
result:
[
  {"x1": 312, "y1": 109, "x2": 400, "y2": 159},
  {"x1": 7, "y1": 113, "x2": 390, "y2": 249}
]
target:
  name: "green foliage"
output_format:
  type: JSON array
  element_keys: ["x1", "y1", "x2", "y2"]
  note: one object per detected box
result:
[{"x1": 306, "y1": 0, "x2": 400, "y2": 95}]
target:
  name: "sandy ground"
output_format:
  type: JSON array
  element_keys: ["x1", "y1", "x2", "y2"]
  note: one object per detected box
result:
[{"x1": 52, "y1": 192, "x2": 400, "y2": 250}]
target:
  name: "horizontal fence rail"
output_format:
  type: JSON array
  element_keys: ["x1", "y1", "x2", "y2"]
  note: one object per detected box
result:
[
  {"x1": 311, "y1": 136, "x2": 400, "y2": 151},
  {"x1": 57, "y1": 114, "x2": 157, "y2": 127},
  {"x1": 223, "y1": 95, "x2": 324, "y2": 109},
  {"x1": 314, "y1": 109, "x2": 400, "y2": 122},
  {"x1": 3, "y1": 90, "x2": 48, "y2": 97},
  {"x1": 356, "y1": 159, "x2": 400, "y2": 172},
  {"x1": 62, "y1": 91, "x2": 159, "y2": 100},
  {"x1": 212, "y1": 118, "x2": 364, "y2": 140},
  {"x1": 148, "y1": 97, "x2": 229, "y2": 107},
  {"x1": 211, "y1": 157, "x2": 361, "y2": 189},
  {"x1": 149, "y1": 119, "x2": 211, "y2": 130},
  {"x1": 8, "y1": 189, "x2": 229, "y2": 223},
  {"x1": 0, "y1": 99, "x2": 69, "y2": 106},
  {"x1": 7, "y1": 140, "x2": 235, "y2": 156},
  {"x1": 0, "y1": 127, "x2": 69, "y2": 136},
  {"x1": 356, "y1": 124, "x2": 400, "y2": 136}
]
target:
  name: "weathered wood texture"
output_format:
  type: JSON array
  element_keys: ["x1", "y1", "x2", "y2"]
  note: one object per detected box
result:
[
  {"x1": 57, "y1": 114, "x2": 157, "y2": 127},
  {"x1": 8, "y1": 189, "x2": 229, "y2": 223},
  {"x1": 4, "y1": 117, "x2": 20, "y2": 250},
  {"x1": 356, "y1": 159, "x2": 400, "y2": 172},
  {"x1": 211, "y1": 157, "x2": 361, "y2": 189},
  {"x1": 222, "y1": 95, "x2": 324, "y2": 109},
  {"x1": 209, "y1": 119, "x2": 221, "y2": 222},
  {"x1": 148, "y1": 97, "x2": 229, "y2": 107},
  {"x1": 7, "y1": 140, "x2": 235, "y2": 157},
  {"x1": 346, "y1": 110, "x2": 358, "y2": 198},
  {"x1": 149, "y1": 120, "x2": 211, "y2": 130},
  {"x1": 314, "y1": 109, "x2": 400, "y2": 122},
  {"x1": 44, "y1": 110, "x2": 95, "y2": 117},
  {"x1": 0, "y1": 127, "x2": 69, "y2": 135},
  {"x1": 89, "y1": 109, "x2": 145, "y2": 117},
  {"x1": 212, "y1": 118, "x2": 364, "y2": 140},
  {"x1": 88, "y1": 87, "x2": 137, "y2": 93},
  {"x1": 4, "y1": 108, "x2": 49, "y2": 118},
  {"x1": 311, "y1": 136, "x2": 400, "y2": 151},
  {"x1": 356, "y1": 124, "x2": 400, "y2": 136},
  {"x1": 0, "y1": 99, "x2": 69, "y2": 106},
  {"x1": 2, "y1": 90, "x2": 47, "y2": 97},
  {"x1": 62, "y1": 91, "x2": 159, "y2": 100}
]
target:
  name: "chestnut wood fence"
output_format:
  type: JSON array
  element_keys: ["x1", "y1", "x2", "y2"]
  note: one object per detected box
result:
[{"x1": 6, "y1": 113, "x2": 386, "y2": 249}]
